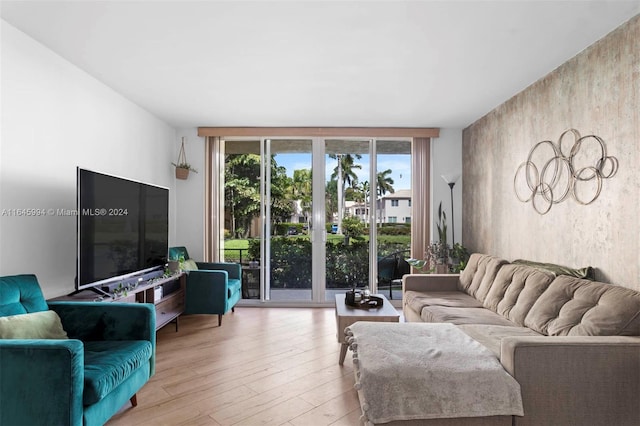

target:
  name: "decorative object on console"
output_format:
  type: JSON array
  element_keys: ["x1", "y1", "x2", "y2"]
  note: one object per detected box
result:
[
  {"x1": 172, "y1": 136, "x2": 198, "y2": 180},
  {"x1": 167, "y1": 259, "x2": 180, "y2": 273},
  {"x1": 514, "y1": 129, "x2": 618, "y2": 214}
]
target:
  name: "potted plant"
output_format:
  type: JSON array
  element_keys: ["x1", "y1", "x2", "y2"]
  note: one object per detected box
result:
[
  {"x1": 433, "y1": 202, "x2": 450, "y2": 272},
  {"x1": 172, "y1": 137, "x2": 198, "y2": 180},
  {"x1": 167, "y1": 258, "x2": 180, "y2": 273},
  {"x1": 172, "y1": 162, "x2": 198, "y2": 180},
  {"x1": 407, "y1": 202, "x2": 460, "y2": 274},
  {"x1": 450, "y1": 243, "x2": 470, "y2": 273}
]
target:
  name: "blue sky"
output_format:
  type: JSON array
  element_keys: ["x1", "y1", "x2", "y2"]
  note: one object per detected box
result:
[{"x1": 275, "y1": 153, "x2": 411, "y2": 191}]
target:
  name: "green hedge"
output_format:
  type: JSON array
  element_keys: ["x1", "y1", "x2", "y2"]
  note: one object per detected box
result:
[
  {"x1": 377, "y1": 223, "x2": 411, "y2": 236},
  {"x1": 245, "y1": 237, "x2": 409, "y2": 289}
]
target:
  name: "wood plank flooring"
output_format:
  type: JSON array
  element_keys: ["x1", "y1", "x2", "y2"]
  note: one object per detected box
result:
[{"x1": 107, "y1": 307, "x2": 365, "y2": 426}]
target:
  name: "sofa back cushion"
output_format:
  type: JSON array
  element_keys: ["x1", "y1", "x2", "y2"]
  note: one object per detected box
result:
[
  {"x1": 483, "y1": 264, "x2": 556, "y2": 326},
  {"x1": 525, "y1": 275, "x2": 640, "y2": 336},
  {"x1": 512, "y1": 259, "x2": 595, "y2": 280},
  {"x1": 0, "y1": 274, "x2": 48, "y2": 317},
  {"x1": 459, "y1": 253, "x2": 509, "y2": 302}
]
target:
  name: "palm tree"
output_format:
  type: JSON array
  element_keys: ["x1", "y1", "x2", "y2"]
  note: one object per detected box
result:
[
  {"x1": 325, "y1": 179, "x2": 338, "y2": 224},
  {"x1": 292, "y1": 169, "x2": 312, "y2": 229},
  {"x1": 353, "y1": 180, "x2": 369, "y2": 204},
  {"x1": 329, "y1": 154, "x2": 362, "y2": 233},
  {"x1": 376, "y1": 169, "x2": 395, "y2": 197},
  {"x1": 376, "y1": 169, "x2": 395, "y2": 227}
]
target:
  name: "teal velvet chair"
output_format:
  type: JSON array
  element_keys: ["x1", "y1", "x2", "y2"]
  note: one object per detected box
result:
[
  {"x1": 169, "y1": 246, "x2": 241, "y2": 326},
  {"x1": 0, "y1": 274, "x2": 155, "y2": 426}
]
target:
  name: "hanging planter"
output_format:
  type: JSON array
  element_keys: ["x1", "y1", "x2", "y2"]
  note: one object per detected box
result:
[
  {"x1": 175, "y1": 166, "x2": 190, "y2": 180},
  {"x1": 172, "y1": 137, "x2": 198, "y2": 180}
]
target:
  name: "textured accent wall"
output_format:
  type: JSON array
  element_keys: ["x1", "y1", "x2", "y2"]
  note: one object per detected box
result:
[{"x1": 462, "y1": 15, "x2": 639, "y2": 290}]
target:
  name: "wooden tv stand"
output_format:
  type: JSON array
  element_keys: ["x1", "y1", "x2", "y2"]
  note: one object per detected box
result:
[{"x1": 51, "y1": 272, "x2": 186, "y2": 331}]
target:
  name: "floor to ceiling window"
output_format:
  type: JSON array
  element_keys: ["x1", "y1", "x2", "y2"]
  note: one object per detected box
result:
[{"x1": 203, "y1": 128, "x2": 437, "y2": 306}]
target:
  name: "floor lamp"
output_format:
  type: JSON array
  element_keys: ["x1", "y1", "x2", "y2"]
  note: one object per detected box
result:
[{"x1": 441, "y1": 173, "x2": 460, "y2": 245}]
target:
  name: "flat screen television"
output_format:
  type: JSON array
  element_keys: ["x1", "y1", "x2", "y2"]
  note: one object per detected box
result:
[{"x1": 76, "y1": 167, "x2": 169, "y2": 291}]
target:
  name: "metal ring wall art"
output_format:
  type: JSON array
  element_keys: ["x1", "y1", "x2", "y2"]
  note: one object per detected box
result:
[{"x1": 514, "y1": 129, "x2": 618, "y2": 215}]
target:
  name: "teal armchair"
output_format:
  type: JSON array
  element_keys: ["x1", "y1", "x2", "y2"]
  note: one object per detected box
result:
[
  {"x1": 0, "y1": 274, "x2": 155, "y2": 426},
  {"x1": 169, "y1": 246, "x2": 241, "y2": 326}
]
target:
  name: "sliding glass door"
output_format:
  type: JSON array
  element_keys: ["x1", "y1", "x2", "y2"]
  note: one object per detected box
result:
[
  {"x1": 222, "y1": 137, "x2": 412, "y2": 305},
  {"x1": 265, "y1": 139, "x2": 314, "y2": 301},
  {"x1": 375, "y1": 140, "x2": 412, "y2": 301},
  {"x1": 324, "y1": 139, "x2": 372, "y2": 301}
]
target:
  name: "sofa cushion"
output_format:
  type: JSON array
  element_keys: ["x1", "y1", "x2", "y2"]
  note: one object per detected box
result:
[
  {"x1": 420, "y1": 306, "x2": 516, "y2": 326},
  {"x1": 483, "y1": 264, "x2": 556, "y2": 326},
  {"x1": 405, "y1": 291, "x2": 484, "y2": 315},
  {"x1": 0, "y1": 274, "x2": 49, "y2": 316},
  {"x1": 458, "y1": 254, "x2": 509, "y2": 302},
  {"x1": 525, "y1": 275, "x2": 640, "y2": 336},
  {"x1": 0, "y1": 310, "x2": 68, "y2": 339},
  {"x1": 228, "y1": 279, "x2": 241, "y2": 298},
  {"x1": 182, "y1": 259, "x2": 198, "y2": 271},
  {"x1": 512, "y1": 259, "x2": 595, "y2": 280},
  {"x1": 457, "y1": 324, "x2": 542, "y2": 358},
  {"x1": 83, "y1": 340, "x2": 153, "y2": 405}
]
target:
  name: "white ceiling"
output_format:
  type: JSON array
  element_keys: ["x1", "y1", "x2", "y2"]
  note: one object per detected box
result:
[{"x1": 2, "y1": 1, "x2": 638, "y2": 129}]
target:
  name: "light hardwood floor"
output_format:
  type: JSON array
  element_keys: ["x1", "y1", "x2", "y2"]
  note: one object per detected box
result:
[{"x1": 107, "y1": 307, "x2": 364, "y2": 426}]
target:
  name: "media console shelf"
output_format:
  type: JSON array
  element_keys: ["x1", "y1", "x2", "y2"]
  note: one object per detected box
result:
[
  {"x1": 51, "y1": 272, "x2": 186, "y2": 332},
  {"x1": 136, "y1": 272, "x2": 186, "y2": 331}
]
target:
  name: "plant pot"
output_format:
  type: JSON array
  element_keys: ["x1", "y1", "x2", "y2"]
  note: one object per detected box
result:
[
  {"x1": 175, "y1": 167, "x2": 189, "y2": 180},
  {"x1": 435, "y1": 264, "x2": 449, "y2": 274},
  {"x1": 168, "y1": 261, "x2": 180, "y2": 273}
]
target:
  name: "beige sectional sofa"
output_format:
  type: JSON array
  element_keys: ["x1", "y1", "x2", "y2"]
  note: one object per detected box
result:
[{"x1": 400, "y1": 253, "x2": 640, "y2": 426}]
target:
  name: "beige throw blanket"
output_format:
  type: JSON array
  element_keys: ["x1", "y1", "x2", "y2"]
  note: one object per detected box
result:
[{"x1": 346, "y1": 322, "x2": 523, "y2": 424}]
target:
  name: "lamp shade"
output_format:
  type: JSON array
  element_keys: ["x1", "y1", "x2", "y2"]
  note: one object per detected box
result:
[{"x1": 441, "y1": 173, "x2": 461, "y2": 185}]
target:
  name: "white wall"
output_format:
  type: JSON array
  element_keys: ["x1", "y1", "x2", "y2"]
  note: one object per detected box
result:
[
  {"x1": 0, "y1": 21, "x2": 177, "y2": 298},
  {"x1": 172, "y1": 127, "x2": 206, "y2": 261},
  {"x1": 431, "y1": 128, "x2": 463, "y2": 246}
]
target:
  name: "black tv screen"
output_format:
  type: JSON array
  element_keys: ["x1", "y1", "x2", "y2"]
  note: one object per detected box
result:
[{"x1": 77, "y1": 168, "x2": 169, "y2": 290}]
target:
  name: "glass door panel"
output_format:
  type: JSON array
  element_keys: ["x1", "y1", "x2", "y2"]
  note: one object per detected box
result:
[
  {"x1": 375, "y1": 140, "x2": 412, "y2": 301},
  {"x1": 267, "y1": 139, "x2": 313, "y2": 302},
  {"x1": 324, "y1": 139, "x2": 371, "y2": 301},
  {"x1": 222, "y1": 140, "x2": 262, "y2": 299}
]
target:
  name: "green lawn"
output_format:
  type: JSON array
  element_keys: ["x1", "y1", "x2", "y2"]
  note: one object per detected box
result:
[{"x1": 224, "y1": 239, "x2": 250, "y2": 249}]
